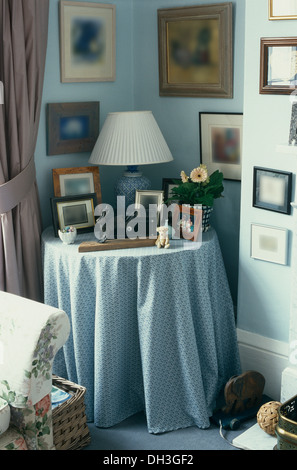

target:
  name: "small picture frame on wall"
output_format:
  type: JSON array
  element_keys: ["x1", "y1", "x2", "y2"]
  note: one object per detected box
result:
[
  {"x1": 52, "y1": 166, "x2": 102, "y2": 205},
  {"x1": 59, "y1": 1, "x2": 116, "y2": 82},
  {"x1": 51, "y1": 193, "x2": 97, "y2": 237},
  {"x1": 260, "y1": 37, "x2": 297, "y2": 95},
  {"x1": 251, "y1": 224, "x2": 288, "y2": 265},
  {"x1": 269, "y1": 0, "x2": 297, "y2": 20},
  {"x1": 157, "y1": 3, "x2": 233, "y2": 98},
  {"x1": 199, "y1": 112, "x2": 243, "y2": 181},
  {"x1": 253, "y1": 167, "x2": 292, "y2": 215},
  {"x1": 47, "y1": 102, "x2": 99, "y2": 156}
]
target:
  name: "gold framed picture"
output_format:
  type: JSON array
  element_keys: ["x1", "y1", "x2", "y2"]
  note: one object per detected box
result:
[
  {"x1": 52, "y1": 166, "x2": 102, "y2": 205},
  {"x1": 157, "y1": 3, "x2": 233, "y2": 98},
  {"x1": 59, "y1": 1, "x2": 116, "y2": 82},
  {"x1": 269, "y1": 0, "x2": 297, "y2": 20}
]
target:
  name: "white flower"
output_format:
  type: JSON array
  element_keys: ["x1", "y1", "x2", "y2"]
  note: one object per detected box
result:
[{"x1": 190, "y1": 166, "x2": 208, "y2": 183}]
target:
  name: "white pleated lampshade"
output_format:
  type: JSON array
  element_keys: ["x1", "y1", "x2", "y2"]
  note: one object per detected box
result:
[{"x1": 89, "y1": 111, "x2": 173, "y2": 166}]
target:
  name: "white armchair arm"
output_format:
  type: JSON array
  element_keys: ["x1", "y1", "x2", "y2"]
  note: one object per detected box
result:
[{"x1": 0, "y1": 291, "x2": 70, "y2": 408}]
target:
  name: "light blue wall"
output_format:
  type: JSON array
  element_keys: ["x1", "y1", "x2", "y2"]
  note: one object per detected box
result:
[
  {"x1": 237, "y1": 0, "x2": 297, "y2": 343},
  {"x1": 35, "y1": 0, "x2": 245, "y2": 305},
  {"x1": 35, "y1": 0, "x2": 134, "y2": 228}
]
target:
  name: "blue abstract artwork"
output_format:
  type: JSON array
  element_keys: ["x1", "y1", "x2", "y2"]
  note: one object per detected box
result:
[
  {"x1": 71, "y1": 17, "x2": 105, "y2": 64},
  {"x1": 60, "y1": 116, "x2": 90, "y2": 141}
]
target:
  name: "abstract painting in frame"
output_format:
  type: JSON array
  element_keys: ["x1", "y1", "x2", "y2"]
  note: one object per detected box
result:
[
  {"x1": 158, "y1": 3, "x2": 233, "y2": 98},
  {"x1": 47, "y1": 102, "x2": 99, "y2": 155},
  {"x1": 60, "y1": 1, "x2": 116, "y2": 82},
  {"x1": 199, "y1": 112, "x2": 243, "y2": 181},
  {"x1": 269, "y1": 0, "x2": 297, "y2": 20}
]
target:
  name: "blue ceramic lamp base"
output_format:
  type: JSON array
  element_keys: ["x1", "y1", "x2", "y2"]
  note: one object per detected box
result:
[{"x1": 115, "y1": 166, "x2": 151, "y2": 208}]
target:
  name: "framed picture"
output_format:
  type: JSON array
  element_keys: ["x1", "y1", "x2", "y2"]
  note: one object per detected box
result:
[
  {"x1": 253, "y1": 167, "x2": 292, "y2": 214},
  {"x1": 51, "y1": 193, "x2": 97, "y2": 237},
  {"x1": 199, "y1": 112, "x2": 243, "y2": 181},
  {"x1": 52, "y1": 166, "x2": 102, "y2": 204},
  {"x1": 269, "y1": 0, "x2": 297, "y2": 20},
  {"x1": 157, "y1": 3, "x2": 233, "y2": 98},
  {"x1": 47, "y1": 102, "x2": 99, "y2": 156},
  {"x1": 162, "y1": 178, "x2": 181, "y2": 204},
  {"x1": 260, "y1": 37, "x2": 297, "y2": 94},
  {"x1": 135, "y1": 190, "x2": 164, "y2": 213},
  {"x1": 172, "y1": 205, "x2": 202, "y2": 242},
  {"x1": 251, "y1": 224, "x2": 288, "y2": 265},
  {"x1": 59, "y1": 1, "x2": 116, "y2": 82}
]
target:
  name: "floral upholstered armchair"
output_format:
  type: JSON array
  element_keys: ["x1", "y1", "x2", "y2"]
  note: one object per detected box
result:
[{"x1": 0, "y1": 291, "x2": 70, "y2": 450}]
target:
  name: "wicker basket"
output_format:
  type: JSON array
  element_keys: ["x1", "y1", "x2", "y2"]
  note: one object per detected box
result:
[{"x1": 52, "y1": 375, "x2": 91, "y2": 450}]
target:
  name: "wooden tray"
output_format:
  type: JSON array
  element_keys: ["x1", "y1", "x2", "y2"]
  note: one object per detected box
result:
[{"x1": 78, "y1": 238, "x2": 156, "y2": 252}]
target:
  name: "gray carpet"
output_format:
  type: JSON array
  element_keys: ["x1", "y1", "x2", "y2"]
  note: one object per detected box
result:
[{"x1": 83, "y1": 411, "x2": 257, "y2": 451}]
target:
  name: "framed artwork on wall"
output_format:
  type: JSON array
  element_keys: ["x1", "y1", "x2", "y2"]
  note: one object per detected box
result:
[
  {"x1": 269, "y1": 0, "x2": 297, "y2": 20},
  {"x1": 51, "y1": 193, "x2": 97, "y2": 237},
  {"x1": 260, "y1": 37, "x2": 297, "y2": 94},
  {"x1": 157, "y1": 3, "x2": 233, "y2": 98},
  {"x1": 199, "y1": 112, "x2": 243, "y2": 181},
  {"x1": 59, "y1": 1, "x2": 116, "y2": 82},
  {"x1": 46, "y1": 102, "x2": 99, "y2": 156},
  {"x1": 250, "y1": 224, "x2": 288, "y2": 265},
  {"x1": 253, "y1": 167, "x2": 292, "y2": 214},
  {"x1": 52, "y1": 166, "x2": 102, "y2": 204}
]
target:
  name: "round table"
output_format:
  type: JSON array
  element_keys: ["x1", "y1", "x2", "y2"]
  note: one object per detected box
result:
[{"x1": 42, "y1": 226, "x2": 241, "y2": 434}]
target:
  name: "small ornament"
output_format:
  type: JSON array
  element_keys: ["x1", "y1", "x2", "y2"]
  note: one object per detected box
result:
[
  {"x1": 155, "y1": 226, "x2": 170, "y2": 249},
  {"x1": 257, "y1": 401, "x2": 281, "y2": 436},
  {"x1": 58, "y1": 226, "x2": 77, "y2": 244}
]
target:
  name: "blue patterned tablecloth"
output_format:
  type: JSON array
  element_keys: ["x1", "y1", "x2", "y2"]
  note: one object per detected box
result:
[{"x1": 42, "y1": 226, "x2": 241, "y2": 434}]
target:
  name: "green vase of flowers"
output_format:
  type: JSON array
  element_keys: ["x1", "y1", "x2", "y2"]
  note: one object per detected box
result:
[{"x1": 168, "y1": 165, "x2": 224, "y2": 232}]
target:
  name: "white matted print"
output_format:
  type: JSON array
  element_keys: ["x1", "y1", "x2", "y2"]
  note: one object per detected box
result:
[
  {"x1": 251, "y1": 224, "x2": 288, "y2": 265},
  {"x1": 199, "y1": 112, "x2": 243, "y2": 181}
]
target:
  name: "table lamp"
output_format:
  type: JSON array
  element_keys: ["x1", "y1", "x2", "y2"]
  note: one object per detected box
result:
[{"x1": 88, "y1": 111, "x2": 173, "y2": 207}]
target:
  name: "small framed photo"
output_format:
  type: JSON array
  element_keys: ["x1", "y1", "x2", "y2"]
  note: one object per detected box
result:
[
  {"x1": 260, "y1": 37, "x2": 297, "y2": 95},
  {"x1": 253, "y1": 167, "x2": 292, "y2": 214},
  {"x1": 199, "y1": 112, "x2": 243, "y2": 181},
  {"x1": 158, "y1": 3, "x2": 233, "y2": 98},
  {"x1": 47, "y1": 102, "x2": 99, "y2": 155},
  {"x1": 251, "y1": 224, "x2": 288, "y2": 265},
  {"x1": 59, "y1": 1, "x2": 116, "y2": 83},
  {"x1": 172, "y1": 205, "x2": 202, "y2": 242},
  {"x1": 162, "y1": 178, "x2": 181, "y2": 204},
  {"x1": 51, "y1": 193, "x2": 97, "y2": 237},
  {"x1": 269, "y1": 0, "x2": 297, "y2": 20},
  {"x1": 135, "y1": 190, "x2": 164, "y2": 214},
  {"x1": 52, "y1": 166, "x2": 102, "y2": 205}
]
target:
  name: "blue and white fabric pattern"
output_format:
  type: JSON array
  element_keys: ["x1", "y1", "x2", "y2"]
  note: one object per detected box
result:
[{"x1": 42, "y1": 227, "x2": 241, "y2": 434}]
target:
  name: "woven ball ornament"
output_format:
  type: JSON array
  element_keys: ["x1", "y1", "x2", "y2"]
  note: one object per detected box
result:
[{"x1": 257, "y1": 401, "x2": 281, "y2": 436}]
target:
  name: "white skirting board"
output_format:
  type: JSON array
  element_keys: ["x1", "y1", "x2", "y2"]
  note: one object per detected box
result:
[{"x1": 236, "y1": 329, "x2": 289, "y2": 401}]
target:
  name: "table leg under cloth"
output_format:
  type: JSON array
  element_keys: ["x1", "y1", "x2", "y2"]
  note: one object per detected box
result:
[{"x1": 42, "y1": 227, "x2": 241, "y2": 434}]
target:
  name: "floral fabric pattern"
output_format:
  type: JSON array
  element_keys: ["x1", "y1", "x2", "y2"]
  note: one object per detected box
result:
[{"x1": 0, "y1": 291, "x2": 70, "y2": 450}]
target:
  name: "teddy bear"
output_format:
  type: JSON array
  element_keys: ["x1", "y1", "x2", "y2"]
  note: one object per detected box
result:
[{"x1": 155, "y1": 226, "x2": 170, "y2": 249}]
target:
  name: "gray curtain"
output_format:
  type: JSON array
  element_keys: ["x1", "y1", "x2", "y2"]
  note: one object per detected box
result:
[{"x1": 0, "y1": 0, "x2": 49, "y2": 301}]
